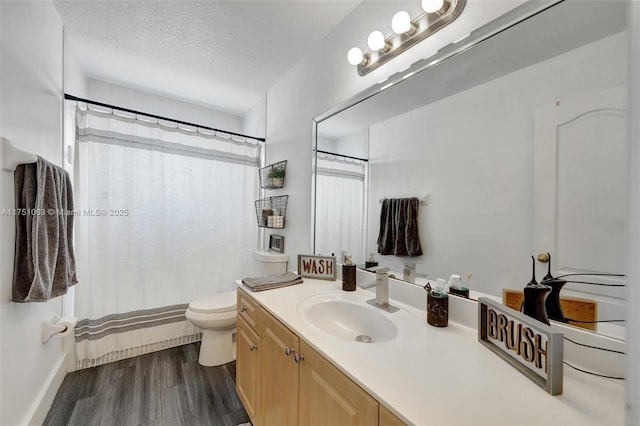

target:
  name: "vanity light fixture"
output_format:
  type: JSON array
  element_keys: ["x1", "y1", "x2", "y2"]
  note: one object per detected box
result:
[
  {"x1": 391, "y1": 11, "x2": 415, "y2": 36},
  {"x1": 422, "y1": 0, "x2": 446, "y2": 14},
  {"x1": 367, "y1": 30, "x2": 389, "y2": 52},
  {"x1": 347, "y1": 47, "x2": 366, "y2": 66},
  {"x1": 347, "y1": 0, "x2": 466, "y2": 76}
]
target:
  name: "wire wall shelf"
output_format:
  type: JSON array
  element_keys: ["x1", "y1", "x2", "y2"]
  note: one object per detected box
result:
[
  {"x1": 259, "y1": 160, "x2": 287, "y2": 189},
  {"x1": 255, "y1": 195, "x2": 288, "y2": 229}
]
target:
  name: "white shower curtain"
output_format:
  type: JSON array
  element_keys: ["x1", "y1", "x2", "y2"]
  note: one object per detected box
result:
[
  {"x1": 72, "y1": 107, "x2": 260, "y2": 368},
  {"x1": 315, "y1": 153, "x2": 367, "y2": 263}
]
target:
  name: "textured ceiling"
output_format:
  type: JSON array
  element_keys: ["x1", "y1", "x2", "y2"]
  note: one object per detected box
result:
[{"x1": 53, "y1": 0, "x2": 361, "y2": 115}]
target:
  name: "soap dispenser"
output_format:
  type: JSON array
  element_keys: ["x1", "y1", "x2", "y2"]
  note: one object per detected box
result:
[
  {"x1": 521, "y1": 256, "x2": 551, "y2": 325},
  {"x1": 342, "y1": 255, "x2": 356, "y2": 291},
  {"x1": 365, "y1": 253, "x2": 378, "y2": 269}
]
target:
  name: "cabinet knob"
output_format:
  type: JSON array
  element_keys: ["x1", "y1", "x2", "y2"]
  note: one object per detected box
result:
[
  {"x1": 249, "y1": 344, "x2": 257, "y2": 351},
  {"x1": 294, "y1": 354, "x2": 304, "y2": 363},
  {"x1": 284, "y1": 347, "x2": 295, "y2": 356},
  {"x1": 240, "y1": 306, "x2": 247, "y2": 313}
]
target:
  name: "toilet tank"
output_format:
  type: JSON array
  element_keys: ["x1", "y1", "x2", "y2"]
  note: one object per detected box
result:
[{"x1": 251, "y1": 250, "x2": 288, "y2": 276}]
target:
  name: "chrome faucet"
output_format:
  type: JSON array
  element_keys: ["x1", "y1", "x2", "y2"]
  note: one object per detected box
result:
[
  {"x1": 365, "y1": 267, "x2": 399, "y2": 313},
  {"x1": 403, "y1": 262, "x2": 416, "y2": 283}
]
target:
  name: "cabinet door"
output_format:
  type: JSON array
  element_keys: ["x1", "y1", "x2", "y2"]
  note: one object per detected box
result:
[
  {"x1": 379, "y1": 405, "x2": 407, "y2": 426},
  {"x1": 236, "y1": 316, "x2": 260, "y2": 424},
  {"x1": 260, "y1": 311, "x2": 299, "y2": 426},
  {"x1": 299, "y1": 340, "x2": 378, "y2": 426}
]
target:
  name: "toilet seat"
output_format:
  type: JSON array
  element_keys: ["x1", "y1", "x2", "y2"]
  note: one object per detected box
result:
[{"x1": 188, "y1": 290, "x2": 237, "y2": 314}]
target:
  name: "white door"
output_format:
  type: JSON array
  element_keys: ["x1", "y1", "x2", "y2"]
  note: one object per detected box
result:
[{"x1": 533, "y1": 86, "x2": 627, "y2": 306}]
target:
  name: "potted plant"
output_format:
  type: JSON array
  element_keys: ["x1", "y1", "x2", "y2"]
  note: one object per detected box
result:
[{"x1": 268, "y1": 167, "x2": 285, "y2": 188}]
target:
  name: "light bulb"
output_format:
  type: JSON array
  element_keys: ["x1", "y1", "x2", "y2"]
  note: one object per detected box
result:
[
  {"x1": 367, "y1": 30, "x2": 386, "y2": 51},
  {"x1": 347, "y1": 47, "x2": 364, "y2": 66},
  {"x1": 391, "y1": 11, "x2": 412, "y2": 34},
  {"x1": 422, "y1": 0, "x2": 444, "y2": 13}
]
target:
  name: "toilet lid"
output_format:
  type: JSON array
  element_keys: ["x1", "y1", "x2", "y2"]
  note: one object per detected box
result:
[{"x1": 188, "y1": 291, "x2": 237, "y2": 314}]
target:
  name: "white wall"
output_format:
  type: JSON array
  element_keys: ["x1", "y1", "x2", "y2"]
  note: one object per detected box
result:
[
  {"x1": 318, "y1": 129, "x2": 369, "y2": 159},
  {"x1": 87, "y1": 78, "x2": 243, "y2": 135},
  {"x1": 317, "y1": 136, "x2": 335, "y2": 153},
  {"x1": 264, "y1": 0, "x2": 522, "y2": 266},
  {"x1": 626, "y1": 3, "x2": 640, "y2": 423},
  {"x1": 64, "y1": 33, "x2": 87, "y2": 98},
  {"x1": 366, "y1": 32, "x2": 627, "y2": 297},
  {"x1": 86, "y1": 78, "x2": 243, "y2": 133},
  {"x1": 0, "y1": 2, "x2": 85, "y2": 424},
  {"x1": 243, "y1": 95, "x2": 266, "y2": 140}
]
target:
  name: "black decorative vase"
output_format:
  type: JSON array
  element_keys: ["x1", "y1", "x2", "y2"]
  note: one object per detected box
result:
[
  {"x1": 522, "y1": 284, "x2": 551, "y2": 325},
  {"x1": 544, "y1": 278, "x2": 568, "y2": 323}
]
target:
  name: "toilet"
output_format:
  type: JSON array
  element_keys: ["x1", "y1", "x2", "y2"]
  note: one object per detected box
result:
[
  {"x1": 186, "y1": 250, "x2": 288, "y2": 366},
  {"x1": 185, "y1": 291, "x2": 238, "y2": 366}
]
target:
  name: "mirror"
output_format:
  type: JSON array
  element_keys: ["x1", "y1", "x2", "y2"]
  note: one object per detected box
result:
[{"x1": 313, "y1": 0, "x2": 628, "y2": 340}]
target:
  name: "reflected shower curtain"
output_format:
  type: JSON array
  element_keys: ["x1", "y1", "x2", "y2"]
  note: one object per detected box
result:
[
  {"x1": 73, "y1": 107, "x2": 259, "y2": 369},
  {"x1": 315, "y1": 154, "x2": 367, "y2": 263}
]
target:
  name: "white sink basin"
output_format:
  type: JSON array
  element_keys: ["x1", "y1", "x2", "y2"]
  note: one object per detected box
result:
[{"x1": 296, "y1": 292, "x2": 424, "y2": 344}]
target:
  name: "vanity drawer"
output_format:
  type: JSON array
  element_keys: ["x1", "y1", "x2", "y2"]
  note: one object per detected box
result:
[{"x1": 237, "y1": 288, "x2": 262, "y2": 332}]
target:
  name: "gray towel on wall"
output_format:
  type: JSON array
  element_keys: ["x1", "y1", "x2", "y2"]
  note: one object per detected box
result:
[
  {"x1": 377, "y1": 197, "x2": 423, "y2": 257},
  {"x1": 13, "y1": 157, "x2": 78, "y2": 302}
]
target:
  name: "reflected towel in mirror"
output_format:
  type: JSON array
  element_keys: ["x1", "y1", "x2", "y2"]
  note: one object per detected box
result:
[{"x1": 377, "y1": 197, "x2": 423, "y2": 257}]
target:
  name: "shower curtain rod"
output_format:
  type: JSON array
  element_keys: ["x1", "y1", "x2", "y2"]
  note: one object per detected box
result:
[
  {"x1": 316, "y1": 149, "x2": 368, "y2": 162},
  {"x1": 64, "y1": 94, "x2": 266, "y2": 143}
]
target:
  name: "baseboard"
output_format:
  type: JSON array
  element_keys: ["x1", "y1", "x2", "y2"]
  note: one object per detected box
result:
[{"x1": 25, "y1": 353, "x2": 67, "y2": 426}]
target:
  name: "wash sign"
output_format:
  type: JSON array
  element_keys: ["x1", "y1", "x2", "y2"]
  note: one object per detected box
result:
[
  {"x1": 478, "y1": 297, "x2": 563, "y2": 395},
  {"x1": 297, "y1": 255, "x2": 336, "y2": 280}
]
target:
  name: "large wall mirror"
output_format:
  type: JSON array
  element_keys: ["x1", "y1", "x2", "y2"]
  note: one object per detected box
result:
[{"x1": 312, "y1": 0, "x2": 628, "y2": 340}]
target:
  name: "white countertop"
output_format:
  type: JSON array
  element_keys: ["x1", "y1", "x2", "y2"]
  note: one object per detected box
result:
[{"x1": 236, "y1": 278, "x2": 624, "y2": 425}]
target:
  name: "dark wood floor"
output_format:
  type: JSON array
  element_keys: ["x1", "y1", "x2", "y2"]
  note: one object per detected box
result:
[{"x1": 43, "y1": 343, "x2": 250, "y2": 426}]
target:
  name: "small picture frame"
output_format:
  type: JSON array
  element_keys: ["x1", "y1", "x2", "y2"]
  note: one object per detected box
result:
[
  {"x1": 297, "y1": 254, "x2": 336, "y2": 281},
  {"x1": 269, "y1": 234, "x2": 285, "y2": 253}
]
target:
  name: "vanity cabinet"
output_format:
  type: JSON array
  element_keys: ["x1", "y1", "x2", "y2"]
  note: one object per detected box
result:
[
  {"x1": 236, "y1": 288, "x2": 406, "y2": 426},
  {"x1": 260, "y1": 308, "x2": 300, "y2": 425},
  {"x1": 236, "y1": 316, "x2": 260, "y2": 422},
  {"x1": 237, "y1": 290, "x2": 263, "y2": 424},
  {"x1": 299, "y1": 340, "x2": 378, "y2": 425},
  {"x1": 379, "y1": 405, "x2": 406, "y2": 426}
]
